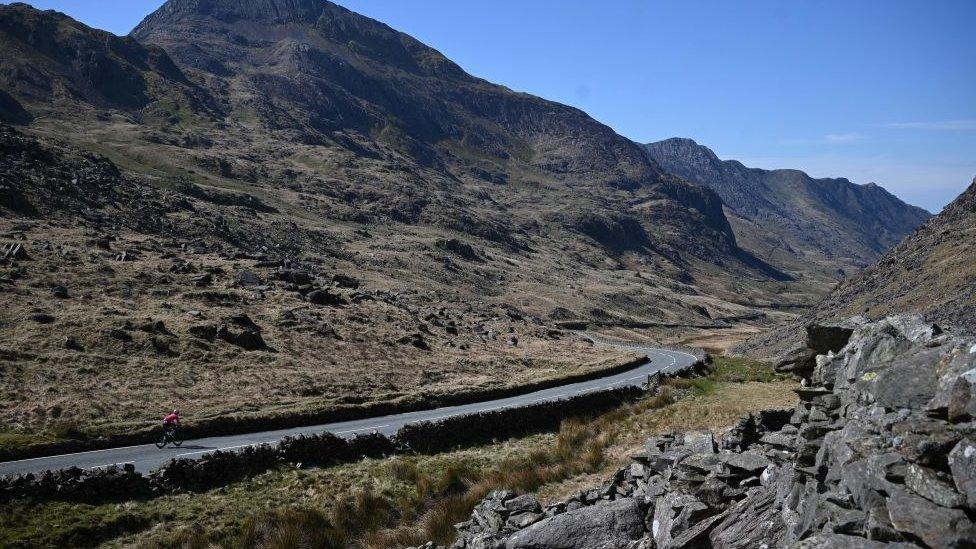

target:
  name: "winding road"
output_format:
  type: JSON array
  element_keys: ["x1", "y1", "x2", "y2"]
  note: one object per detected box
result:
[{"x1": 0, "y1": 340, "x2": 698, "y2": 476}]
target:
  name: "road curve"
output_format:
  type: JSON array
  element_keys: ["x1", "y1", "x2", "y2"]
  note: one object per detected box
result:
[{"x1": 0, "y1": 341, "x2": 699, "y2": 476}]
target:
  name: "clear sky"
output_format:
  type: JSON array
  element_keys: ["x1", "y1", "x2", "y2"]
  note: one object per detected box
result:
[{"x1": 6, "y1": 0, "x2": 975, "y2": 212}]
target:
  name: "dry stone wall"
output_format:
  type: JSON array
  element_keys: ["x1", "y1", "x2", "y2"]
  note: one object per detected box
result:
[{"x1": 0, "y1": 385, "x2": 653, "y2": 503}]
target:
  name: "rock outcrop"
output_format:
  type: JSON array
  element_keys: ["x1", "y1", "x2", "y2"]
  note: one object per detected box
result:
[{"x1": 427, "y1": 316, "x2": 976, "y2": 548}]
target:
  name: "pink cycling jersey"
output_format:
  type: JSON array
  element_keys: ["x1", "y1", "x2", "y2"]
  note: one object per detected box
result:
[{"x1": 163, "y1": 412, "x2": 180, "y2": 425}]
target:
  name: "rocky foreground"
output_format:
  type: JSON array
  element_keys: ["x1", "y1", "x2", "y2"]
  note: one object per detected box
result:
[{"x1": 415, "y1": 316, "x2": 976, "y2": 548}]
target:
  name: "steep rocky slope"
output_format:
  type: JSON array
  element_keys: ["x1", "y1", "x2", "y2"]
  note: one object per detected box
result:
[
  {"x1": 425, "y1": 316, "x2": 976, "y2": 548},
  {"x1": 643, "y1": 138, "x2": 931, "y2": 282},
  {"x1": 0, "y1": 2, "x2": 217, "y2": 119},
  {"x1": 740, "y1": 177, "x2": 976, "y2": 359}
]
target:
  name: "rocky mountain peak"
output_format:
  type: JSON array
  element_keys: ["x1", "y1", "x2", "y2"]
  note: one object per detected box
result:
[
  {"x1": 135, "y1": 0, "x2": 330, "y2": 27},
  {"x1": 649, "y1": 137, "x2": 722, "y2": 166}
]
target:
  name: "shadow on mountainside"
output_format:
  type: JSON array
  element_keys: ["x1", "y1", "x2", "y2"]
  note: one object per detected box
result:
[{"x1": 734, "y1": 248, "x2": 794, "y2": 282}]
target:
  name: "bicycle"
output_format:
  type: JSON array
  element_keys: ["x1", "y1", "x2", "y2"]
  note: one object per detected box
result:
[{"x1": 155, "y1": 425, "x2": 184, "y2": 448}]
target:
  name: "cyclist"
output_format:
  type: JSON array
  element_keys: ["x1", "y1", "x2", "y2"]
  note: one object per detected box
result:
[{"x1": 162, "y1": 409, "x2": 181, "y2": 435}]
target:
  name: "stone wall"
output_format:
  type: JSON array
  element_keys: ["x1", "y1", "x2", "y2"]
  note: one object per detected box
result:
[
  {"x1": 0, "y1": 355, "x2": 651, "y2": 463},
  {"x1": 435, "y1": 315, "x2": 976, "y2": 549},
  {"x1": 394, "y1": 387, "x2": 644, "y2": 454},
  {"x1": 1, "y1": 386, "x2": 651, "y2": 504}
]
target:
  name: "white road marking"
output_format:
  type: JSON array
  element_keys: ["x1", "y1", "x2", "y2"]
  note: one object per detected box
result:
[
  {"x1": 87, "y1": 461, "x2": 134, "y2": 470},
  {"x1": 1, "y1": 443, "x2": 154, "y2": 464},
  {"x1": 175, "y1": 443, "x2": 257, "y2": 458},
  {"x1": 334, "y1": 425, "x2": 389, "y2": 435}
]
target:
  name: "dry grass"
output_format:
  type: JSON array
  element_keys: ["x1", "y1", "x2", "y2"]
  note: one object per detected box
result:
[{"x1": 0, "y1": 222, "x2": 641, "y2": 446}]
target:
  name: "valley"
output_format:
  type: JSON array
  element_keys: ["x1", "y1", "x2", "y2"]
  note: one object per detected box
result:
[{"x1": 0, "y1": 1, "x2": 973, "y2": 548}]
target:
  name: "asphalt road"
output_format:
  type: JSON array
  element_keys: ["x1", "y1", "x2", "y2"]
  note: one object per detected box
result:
[{"x1": 0, "y1": 341, "x2": 698, "y2": 476}]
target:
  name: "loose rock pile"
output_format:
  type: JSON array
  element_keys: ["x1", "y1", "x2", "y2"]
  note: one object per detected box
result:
[{"x1": 427, "y1": 315, "x2": 976, "y2": 548}]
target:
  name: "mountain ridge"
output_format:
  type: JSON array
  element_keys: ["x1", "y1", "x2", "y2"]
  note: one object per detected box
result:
[
  {"x1": 643, "y1": 137, "x2": 931, "y2": 281},
  {"x1": 140, "y1": 0, "x2": 334, "y2": 25},
  {"x1": 737, "y1": 176, "x2": 976, "y2": 359}
]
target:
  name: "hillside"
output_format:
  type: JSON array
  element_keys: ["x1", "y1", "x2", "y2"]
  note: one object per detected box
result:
[
  {"x1": 643, "y1": 138, "x2": 931, "y2": 283},
  {"x1": 817, "y1": 176, "x2": 976, "y2": 332},
  {"x1": 739, "y1": 176, "x2": 976, "y2": 358},
  {"x1": 0, "y1": 0, "x2": 807, "y2": 441}
]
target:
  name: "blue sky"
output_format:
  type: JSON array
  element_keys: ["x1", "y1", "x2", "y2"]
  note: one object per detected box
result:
[{"x1": 7, "y1": 1, "x2": 975, "y2": 212}]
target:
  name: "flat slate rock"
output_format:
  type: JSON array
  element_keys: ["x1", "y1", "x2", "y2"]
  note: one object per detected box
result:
[
  {"x1": 720, "y1": 450, "x2": 771, "y2": 474},
  {"x1": 504, "y1": 498, "x2": 645, "y2": 549}
]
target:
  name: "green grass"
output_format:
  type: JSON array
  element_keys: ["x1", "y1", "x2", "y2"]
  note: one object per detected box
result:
[
  {"x1": 0, "y1": 431, "x2": 58, "y2": 452},
  {"x1": 707, "y1": 355, "x2": 784, "y2": 384},
  {"x1": 0, "y1": 501, "x2": 156, "y2": 549},
  {"x1": 666, "y1": 356, "x2": 782, "y2": 398},
  {"x1": 0, "y1": 419, "x2": 101, "y2": 454},
  {"x1": 0, "y1": 423, "x2": 89, "y2": 453}
]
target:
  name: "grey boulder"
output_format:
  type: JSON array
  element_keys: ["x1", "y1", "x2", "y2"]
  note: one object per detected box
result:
[
  {"x1": 504, "y1": 498, "x2": 645, "y2": 549},
  {"x1": 949, "y1": 438, "x2": 976, "y2": 510}
]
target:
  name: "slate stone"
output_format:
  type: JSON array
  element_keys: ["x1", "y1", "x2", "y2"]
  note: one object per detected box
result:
[
  {"x1": 759, "y1": 432, "x2": 795, "y2": 449},
  {"x1": 793, "y1": 533, "x2": 915, "y2": 548},
  {"x1": 776, "y1": 345, "x2": 817, "y2": 374},
  {"x1": 708, "y1": 487, "x2": 785, "y2": 549},
  {"x1": 860, "y1": 347, "x2": 942, "y2": 410},
  {"x1": 653, "y1": 492, "x2": 710, "y2": 548},
  {"x1": 885, "y1": 487, "x2": 976, "y2": 548},
  {"x1": 506, "y1": 512, "x2": 544, "y2": 530},
  {"x1": 948, "y1": 437, "x2": 976, "y2": 511},
  {"x1": 794, "y1": 387, "x2": 833, "y2": 401},
  {"x1": 904, "y1": 463, "x2": 965, "y2": 508},
  {"x1": 822, "y1": 501, "x2": 866, "y2": 536},
  {"x1": 234, "y1": 269, "x2": 261, "y2": 286},
  {"x1": 504, "y1": 494, "x2": 542, "y2": 515},
  {"x1": 682, "y1": 431, "x2": 716, "y2": 455},
  {"x1": 504, "y1": 498, "x2": 645, "y2": 549},
  {"x1": 720, "y1": 450, "x2": 771, "y2": 474},
  {"x1": 948, "y1": 375, "x2": 976, "y2": 422},
  {"x1": 307, "y1": 288, "x2": 346, "y2": 306},
  {"x1": 806, "y1": 323, "x2": 855, "y2": 355}
]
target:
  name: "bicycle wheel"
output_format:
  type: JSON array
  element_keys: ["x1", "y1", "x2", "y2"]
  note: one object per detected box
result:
[
  {"x1": 171, "y1": 430, "x2": 184, "y2": 447},
  {"x1": 155, "y1": 433, "x2": 168, "y2": 449}
]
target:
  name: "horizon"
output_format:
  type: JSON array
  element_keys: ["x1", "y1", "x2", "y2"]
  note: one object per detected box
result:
[{"x1": 4, "y1": 0, "x2": 975, "y2": 212}]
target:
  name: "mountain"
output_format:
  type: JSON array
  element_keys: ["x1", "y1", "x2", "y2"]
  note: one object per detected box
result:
[
  {"x1": 0, "y1": 2, "x2": 216, "y2": 118},
  {"x1": 130, "y1": 0, "x2": 659, "y2": 190},
  {"x1": 642, "y1": 138, "x2": 931, "y2": 282},
  {"x1": 0, "y1": 0, "x2": 778, "y2": 304},
  {"x1": 0, "y1": 0, "x2": 806, "y2": 439},
  {"x1": 738, "y1": 177, "x2": 976, "y2": 358}
]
